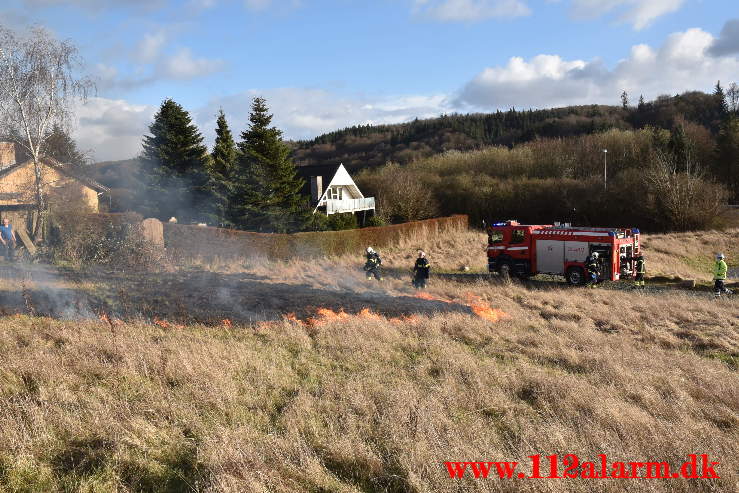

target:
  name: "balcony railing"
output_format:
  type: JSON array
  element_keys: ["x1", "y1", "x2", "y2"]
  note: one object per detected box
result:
[{"x1": 324, "y1": 197, "x2": 375, "y2": 215}]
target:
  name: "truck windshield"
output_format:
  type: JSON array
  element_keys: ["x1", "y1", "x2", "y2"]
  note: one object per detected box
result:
[
  {"x1": 489, "y1": 230, "x2": 503, "y2": 244},
  {"x1": 511, "y1": 229, "x2": 526, "y2": 244}
]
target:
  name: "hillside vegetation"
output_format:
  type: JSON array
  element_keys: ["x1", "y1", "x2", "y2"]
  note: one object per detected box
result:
[
  {"x1": 293, "y1": 91, "x2": 725, "y2": 172},
  {"x1": 0, "y1": 228, "x2": 736, "y2": 492}
]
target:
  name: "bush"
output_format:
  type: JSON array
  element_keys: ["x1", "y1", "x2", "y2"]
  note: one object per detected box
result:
[
  {"x1": 364, "y1": 215, "x2": 386, "y2": 227},
  {"x1": 48, "y1": 213, "x2": 167, "y2": 271},
  {"x1": 327, "y1": 213, "x2": 358, "y2": 231}
]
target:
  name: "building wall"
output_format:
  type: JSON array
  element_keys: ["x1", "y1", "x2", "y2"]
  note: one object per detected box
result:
[
  {"x1": 0, "y1": 142, "x2": 16, "y2": 167},
  {"x1": 0, "y1": 161, "x2": 99, "y2": 212}
]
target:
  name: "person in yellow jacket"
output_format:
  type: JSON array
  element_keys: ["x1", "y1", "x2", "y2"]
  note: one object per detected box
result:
[{"x1": 714, "y1": 253, "x2": 730, "y2": 297}]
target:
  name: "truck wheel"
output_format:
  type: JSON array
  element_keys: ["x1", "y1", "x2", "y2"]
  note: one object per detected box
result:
[{"x1": 566, "y1": 267, "x2": 585, "y2": 286}]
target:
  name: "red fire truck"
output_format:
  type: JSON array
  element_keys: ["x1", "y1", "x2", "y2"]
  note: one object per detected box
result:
[{"x1": 486, "y1": 220, "x2": 641, "y2": 285}]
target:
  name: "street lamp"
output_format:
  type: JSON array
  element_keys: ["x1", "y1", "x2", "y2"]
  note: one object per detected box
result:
[{"x1": 602, "y1": 149, "x2": 608, "y2": 191}]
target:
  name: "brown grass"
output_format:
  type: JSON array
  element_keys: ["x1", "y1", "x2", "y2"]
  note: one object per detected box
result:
[{"x1": 0, "y1": 228, "x2": 737, "y2": 492}]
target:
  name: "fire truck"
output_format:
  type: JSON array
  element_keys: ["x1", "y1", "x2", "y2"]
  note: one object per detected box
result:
[{"x1": 486, "y1": 220, "x2": 641, "y2": 285}]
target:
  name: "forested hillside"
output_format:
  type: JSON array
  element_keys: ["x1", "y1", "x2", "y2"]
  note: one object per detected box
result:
[{"x1": 292, "y1": 91, "x2": 727, "y2": 171}]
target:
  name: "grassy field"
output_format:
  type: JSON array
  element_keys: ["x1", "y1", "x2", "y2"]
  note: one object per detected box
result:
[{"x1": 0, "y1": 228, "x2": 737, "y2": 492}]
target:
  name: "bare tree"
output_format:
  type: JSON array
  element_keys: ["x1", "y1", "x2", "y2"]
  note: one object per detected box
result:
[
  {"x1": 0, "y1": 25, "x2": 93, "y2": 240},
  {"x1": 727, "y1": 82, "x2": 739, "y2": 114},
  {"x1": 646, "y1": 150, "x2": 727, "y2": 231}
]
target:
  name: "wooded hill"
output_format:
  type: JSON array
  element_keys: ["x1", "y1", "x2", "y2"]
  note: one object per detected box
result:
[{"x1": 292, "y1": 91, "x2": 726, "y2": 171}]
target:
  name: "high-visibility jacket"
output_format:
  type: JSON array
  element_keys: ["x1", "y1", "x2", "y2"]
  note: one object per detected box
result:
[
  {"x1": 714, "y1": 260, "x2": 727, "y2": 280},
  {"x1": 636, "y1": 258, "x2": 646, "y2": 274}
]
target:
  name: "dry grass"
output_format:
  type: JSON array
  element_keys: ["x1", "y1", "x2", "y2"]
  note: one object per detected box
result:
[{"x1": 0, "y1": 228, "x2": 737, "y2": 492}]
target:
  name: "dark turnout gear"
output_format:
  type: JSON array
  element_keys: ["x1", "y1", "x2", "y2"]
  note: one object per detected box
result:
[
  {"x1": 413, "y1": 256, "x2": 430, "y2": 289},
  {"x1": 364, "y1": 251, "x2": 383, "y2": 281},
  {"x1": 585, "y1": 253, "x2": 601, "y2": 288},
  {"x1": 634, "y1": 255, "x2": 645, "y2": 287}
]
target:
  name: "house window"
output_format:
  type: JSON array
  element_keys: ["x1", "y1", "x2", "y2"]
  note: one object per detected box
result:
[{"x1": 327, "y1": 186, "x2": 343, "y2": 200}]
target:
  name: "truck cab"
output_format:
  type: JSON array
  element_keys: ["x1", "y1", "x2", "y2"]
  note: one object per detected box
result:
[{"x1": 487, "y1": 221, "x2": 547, "y2": 278}]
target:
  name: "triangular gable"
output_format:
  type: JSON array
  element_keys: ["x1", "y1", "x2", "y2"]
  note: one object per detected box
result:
[{"x1": 314, "y1": 164, "x2": 364, "y2": 212}]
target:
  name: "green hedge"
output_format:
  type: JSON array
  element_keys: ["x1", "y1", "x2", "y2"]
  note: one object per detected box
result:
[{"x1": 163, "y1": 215, "x2": 468, "y2": 262}]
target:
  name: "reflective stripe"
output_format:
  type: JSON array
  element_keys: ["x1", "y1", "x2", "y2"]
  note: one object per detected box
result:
[{"x1": 507, "y1": 246, "x2": 529, "y2": 251}]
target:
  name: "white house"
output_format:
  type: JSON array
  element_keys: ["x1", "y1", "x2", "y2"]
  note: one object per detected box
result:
[{"x1": 296, "y1": 163, "x2": 376, "y2": 216}]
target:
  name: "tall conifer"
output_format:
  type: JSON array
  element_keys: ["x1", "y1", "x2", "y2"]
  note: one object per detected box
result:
[
  {"x1": 209, "y1": 109, "x2": 237, "y2": 226},
  {"x1": 140, "y1": 99, "x2": 211, "y2": 222},
  {"x1": 232, "y1": 97, "x2": 306, "y2": 232}
]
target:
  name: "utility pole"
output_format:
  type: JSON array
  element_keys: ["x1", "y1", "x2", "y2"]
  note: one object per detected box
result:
[{"x1": 603, "y1": 149, "x2": 608, "y2": 191}]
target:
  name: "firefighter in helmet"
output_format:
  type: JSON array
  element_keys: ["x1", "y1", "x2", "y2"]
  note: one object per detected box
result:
[
  {"x1": 412, "y1": 250, "x2": 430, "y2": 289},
  {"x1": 364, "y1": 247, "x2": 383, "y2": 281},
  {"x1": 586, "y1": 251, "x2": 601, "y2": 288},
  {"x1": 714, "y1": 253, "x2": 730, "y2": 297},
  {"x1": 634, "y1": 254, "x2": 646, "y2": 288}
]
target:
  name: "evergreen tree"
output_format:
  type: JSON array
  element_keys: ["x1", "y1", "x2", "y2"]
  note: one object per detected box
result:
[
  {"x1": 638, "y1": 95, "x2": 645, "y2": 110},
  {"x1": 209, "y1": 109, "x2": 237, "y2": 226},
  {"x1": 621, "y1": 90, "x2": 629, "y2": 110},
  {"x1": 42, "y1": 124, "x2": 88, "y2": 172},
  {"x1": 714, "y1": 81, "x2": 728, "y2": 117},
  {"x1": 232, "y1": 97, "x2": 306, "y2": 232},
  {"x1": 141, "y1": 99, "x2": 211, "y2": 222}
]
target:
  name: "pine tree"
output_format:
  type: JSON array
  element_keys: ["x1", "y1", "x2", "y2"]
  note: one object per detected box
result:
[
  {"x1": 621, "y1": 90, "x2": 629, "y2": 110},
  {"x1": 232, "y1": 97, "x2": 306, "y2": 232},
  {"x1": 714, "y1": 81, "x2": 728, "y2": 118},
  {"x1": 42, "y1": 124, "x2": 88, "y2": 172},
  {"x1": 209, "y1": 109, "x2": 237, "y2": 227},
  {"x1": 638, "y1": 95, "x2": 645, "y2": 110},
  {"x1": 140, "y1": 99, "x2": 211, "y2": 222}
]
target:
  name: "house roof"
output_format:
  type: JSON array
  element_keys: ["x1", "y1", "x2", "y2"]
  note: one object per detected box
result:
[
  {"x1": 295, "y1": 163, "x2": 341, "y2": 197},
  {"x1": 0, "y1": 157, "x2": 110, "y2": 193}
]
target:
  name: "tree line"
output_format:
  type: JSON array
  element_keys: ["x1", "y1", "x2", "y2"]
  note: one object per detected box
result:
[
  {"x1": 136, "y1": 97, "x2": 315, "y2": 233},
  {"x1": 296, "y1": 85, "x2": 739, "y2": 204}
]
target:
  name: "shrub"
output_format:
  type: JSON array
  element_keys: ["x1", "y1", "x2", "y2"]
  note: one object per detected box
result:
[
  {"x1": 327, "y1": 213, "x2": 358, "y2": 231},
  {"x1": 364, "y1": 215, "x2": 386, "y2": 227},
  {"x1": 48, "y1": 213, "x2": 167, "y2": 271}
]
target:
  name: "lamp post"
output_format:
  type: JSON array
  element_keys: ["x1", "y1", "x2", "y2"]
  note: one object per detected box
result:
[{"x1": 602, "y1": 149, "x2": 608, "y2": 191}]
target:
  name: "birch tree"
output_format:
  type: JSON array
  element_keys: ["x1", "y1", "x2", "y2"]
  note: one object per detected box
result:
[{"x1": 0, "y1": 26, "x2": 93, "y2": 239}]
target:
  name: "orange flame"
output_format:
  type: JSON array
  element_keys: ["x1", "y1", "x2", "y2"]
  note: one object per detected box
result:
[
  {"x1": 153, "y1": 318, "x2": 185, "y2": 329},
  {"x1": 99, "y1": 312, "x2": 123, "y2": 327},
  {"x1": 415, "y1": 291, "x2": 508, "y2": 322},
  {"x1": 222, "y1": 319, "x2": 233, "y2": 327}
]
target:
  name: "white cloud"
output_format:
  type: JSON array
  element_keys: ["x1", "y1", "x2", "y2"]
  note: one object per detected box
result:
[
  {"x1": 570, "y1": 0, "x2": 685, "y2": 30},
  {"x1": 73, "y1": 97, "x2": 156, "y2": 162},
  {"x1": 196, "y1": 89, "x2": 451, "y2": 143},
  {"x1": 412, "y1": 0, "x2": 531, "y2": 22},
  {"x1": 135, "y1": 32, "x2": 167, "y2": 64},
  {"x1": 157, "y1": 48, "x2": 224, "y2": 80},
  {"x1": 457, "y1": 27, "x2": 739, "y2": 109}
]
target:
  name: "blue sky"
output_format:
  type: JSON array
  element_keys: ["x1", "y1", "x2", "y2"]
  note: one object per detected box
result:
[{"x1": 2, "y1": 0, "x2": 738, "y2": 160}]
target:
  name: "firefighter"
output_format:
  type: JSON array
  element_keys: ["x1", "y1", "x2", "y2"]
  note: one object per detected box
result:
[
  {"x1": 586, "y1": 252, "x2": 600, "y2": 288},
  {"x1": 412, "y1": 250, "x2": 430, "y2": 289},
  {"x1": 633, "y1": 254, "x2": 646, "y2": 288},
  {"x1": 714, "y1": 253, "x2": 730, "y2": 297},
  {"x1": 364, "y1": 247, "x2": 383, "y2": 281}
]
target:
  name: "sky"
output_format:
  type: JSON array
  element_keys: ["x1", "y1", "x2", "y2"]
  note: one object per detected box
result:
[{"x1": 2, "y1": 0, "x2": 739, "y2": 161}]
